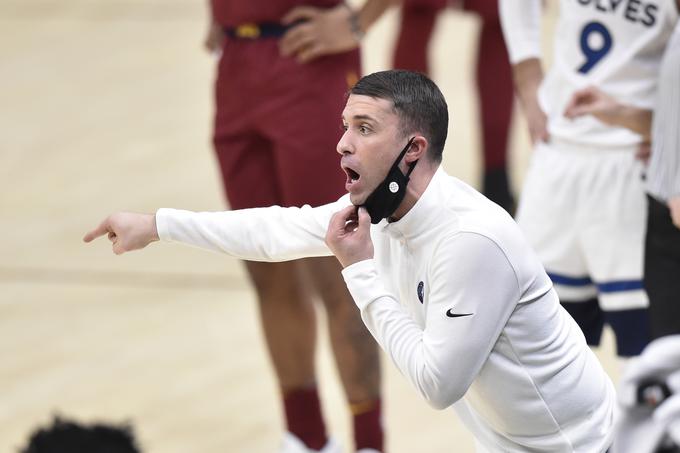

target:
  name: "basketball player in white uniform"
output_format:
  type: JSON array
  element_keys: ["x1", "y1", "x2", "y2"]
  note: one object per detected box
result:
[{"x1": 500, "y1": 0, "x2": 679, "y2": 358}]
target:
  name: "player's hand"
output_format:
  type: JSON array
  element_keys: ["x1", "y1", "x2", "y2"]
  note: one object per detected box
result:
[
  {"x1": 325, "y1": 206, "x2": 374, "y2": 268},
  {"x1": 523, "y1": 98, "x2": 550, "y2": 146},
  {"x1": 564, "y1": 86, "x2": 624, "y2": 125},
  {"x1": 203, "y1": 20, "x2": 225, "y2": 55},
  {"x1": 669, "y1": 196, "x2": 680, "y2": 230},
  {"x1": 83, "y1": 212, "x2": 159, "y2": 255},
  {"x1": 280, "y1": 4, "x2": 359, "y2": 63}
]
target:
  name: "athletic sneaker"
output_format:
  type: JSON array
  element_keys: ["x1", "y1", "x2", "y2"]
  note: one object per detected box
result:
[{"x1": 278, "y1": 432, "x2": 342, "y2": 453}]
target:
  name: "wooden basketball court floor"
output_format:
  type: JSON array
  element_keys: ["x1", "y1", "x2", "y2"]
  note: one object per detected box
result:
[{"x1": 0, "y1": 1, "x2": 619, "y2": 452}]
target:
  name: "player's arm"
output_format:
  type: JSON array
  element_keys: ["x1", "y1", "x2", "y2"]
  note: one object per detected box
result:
[
  {"x1": 279, "y1": 0, "x2": 398, "y2": 63},
  {"x1": 203, "y1": 1, "x2": 224, "y2": 54},
  {"x1": 84, "y1": 200, "x2": 348, "y2": 260},
  {"x1": 564, "y1": 86, "x2": 652, "y2": 139},
  {"x1": 340, "y1": 232, "x2": 519, "y2": 409},
  {"x1": 499, "y1": 0, "x2": 549, "y2": 145}
]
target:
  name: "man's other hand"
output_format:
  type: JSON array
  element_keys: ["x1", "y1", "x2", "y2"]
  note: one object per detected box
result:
[
  {"x1": 325, "y1": 206, "x2": 373, "y2": 268},
  {"x1": 83, "y1": 212, "x2": 159, "y2": 255}
]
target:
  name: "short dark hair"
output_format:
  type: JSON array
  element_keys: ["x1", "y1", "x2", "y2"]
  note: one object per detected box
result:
[
  {"x1": 350, "y1": 70, "x2": 448, "y2": 163},
  {"x1": 19, "y1": 415, "x2": 142, "y2": 453}
]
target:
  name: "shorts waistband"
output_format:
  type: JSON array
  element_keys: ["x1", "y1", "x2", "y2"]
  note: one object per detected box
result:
[
  {"x1": 545, "y1": 137, "x2": 639, "y2": 154},
  {"x1": 224, "y1": 21, "x2": 301, "y2": 40}
]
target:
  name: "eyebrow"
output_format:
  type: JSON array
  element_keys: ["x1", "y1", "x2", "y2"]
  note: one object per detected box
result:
[{"x1": 342, "y1": 114, "x2": 377, "y2": 123}]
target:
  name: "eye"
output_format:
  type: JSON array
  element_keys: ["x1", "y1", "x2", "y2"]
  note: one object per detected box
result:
[
  {"x1": 359, "y1": 124, "x2": 371, "y2": 135},
  {"x1": 340, "y1": 123, "x2": 348, "y2": 132}
]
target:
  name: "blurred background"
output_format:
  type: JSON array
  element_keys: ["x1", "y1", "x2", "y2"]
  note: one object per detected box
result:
[{"x1": 0, "y1": 1, "x2": 617, "y2": 452}]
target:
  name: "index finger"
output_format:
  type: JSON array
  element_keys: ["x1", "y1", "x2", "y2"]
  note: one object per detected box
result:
[
  {"x1": 357, "y1": 206, "x2": 371, "y2": 227},
  {"x1": 328, "y1": 205, "x2": 358, "y2": 231},
  {"x1": 83, "y1": 219, "x2": 111, "y2": 243}
]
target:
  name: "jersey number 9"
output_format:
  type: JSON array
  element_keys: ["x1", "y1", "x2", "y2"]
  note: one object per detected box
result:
[{"x1": 578, "y1": 21, "x2": 613, "y2": 74}]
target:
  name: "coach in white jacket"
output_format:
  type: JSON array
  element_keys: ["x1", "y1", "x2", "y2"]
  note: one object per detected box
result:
[{"x1": 85, "y1": 70, "x2": 614, "y2": 452}]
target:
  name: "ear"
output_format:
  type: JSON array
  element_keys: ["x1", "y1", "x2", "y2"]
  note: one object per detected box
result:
[{"x1": 405, "y1": 136, "x2": 428, "y2": 164}]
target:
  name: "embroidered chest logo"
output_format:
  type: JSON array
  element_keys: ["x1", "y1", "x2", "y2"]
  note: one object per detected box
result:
[
  {"x1": 417, "y1": 281, "x2": 424, "y2": 303},
  {"x1": 446, "y1": 308, "x2": 474, "y2": 318}
]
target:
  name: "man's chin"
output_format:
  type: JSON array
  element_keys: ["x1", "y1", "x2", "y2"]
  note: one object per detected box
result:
[{"x1": 349, "y1": 193, "x2": 366, "y2": 206}]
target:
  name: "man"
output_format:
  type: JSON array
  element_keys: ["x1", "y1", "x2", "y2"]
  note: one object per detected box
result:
[
  {"x1": 500, "y1": 0, "x2": 678, "y2": 360},
  {"x1": 85, "y1": 70, "x2": 615, "y2": 452},
  {"x1": 563, "y1": 20, "x2": 680, "y2": 342},
  {"x1": 201, "y1": 2, "x2": 383, "y2": 453}
]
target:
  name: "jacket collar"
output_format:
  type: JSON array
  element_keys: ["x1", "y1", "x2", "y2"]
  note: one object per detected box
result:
[{"x1": 379, "y1": 166, "x2": 446, "y2": 241}]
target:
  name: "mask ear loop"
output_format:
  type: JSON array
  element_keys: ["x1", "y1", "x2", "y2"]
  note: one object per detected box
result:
[{"x1": 403, "y1": 137, "x2": 418, "y2": 179}]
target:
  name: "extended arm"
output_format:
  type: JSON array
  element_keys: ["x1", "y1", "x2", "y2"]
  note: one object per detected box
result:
[
  {"x1": 84, "y1": 198, "x2": 350, "y2": 260},
  {"x1": 342, "y1": 233, "x2": 520, "y2": 409}
]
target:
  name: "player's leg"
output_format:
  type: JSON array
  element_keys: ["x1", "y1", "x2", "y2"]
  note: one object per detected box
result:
[
  {"x1": 264, "y1": 48, "x2": 384, "y2": 453},
  {"x1": 301, "y1": 257, "x2": 383, "y2": 452},
  {"x1": 393, "y1": 0, "x2": 446, "y2": 74},
  {"x1": 246, "y1": 260, "x2": 331, "y2": 450},
  {"x1": 213, "y1": 40, "x2": 336, "y2": 451},
  {"x1": 515, "y1": 142, "x2": 603, "y2": 345},
  {"x1": 581, "y1": 151, "x2": 650, "y2": 358},
  {"x1": 465, "y1": 0, "x2": 515, "y2": 213},
  {"x1": 214, "y1": 131, "x2": 331, "y2": 451},
  {"x1": 644, "y1": 195, "x2": 680, "y2": 340}
]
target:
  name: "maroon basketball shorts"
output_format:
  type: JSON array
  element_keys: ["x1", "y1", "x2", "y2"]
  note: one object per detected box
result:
[{"x1": 213, "y1": 38, "x2": 361, "y2": 210}]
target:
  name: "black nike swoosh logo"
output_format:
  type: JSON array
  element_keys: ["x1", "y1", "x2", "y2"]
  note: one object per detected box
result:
[{"x1": 446, "y1": 308, "x2": 473, "y2": 318}]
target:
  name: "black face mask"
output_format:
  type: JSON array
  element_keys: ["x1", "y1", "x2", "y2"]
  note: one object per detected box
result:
[{"x1": 362, "y1": 137, "x2": 418, "y2": 224}]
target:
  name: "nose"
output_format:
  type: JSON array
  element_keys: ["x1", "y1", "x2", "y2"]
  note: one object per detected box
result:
[{"x1": 336, "y1": 130, "x2": 354, "y2": 156}]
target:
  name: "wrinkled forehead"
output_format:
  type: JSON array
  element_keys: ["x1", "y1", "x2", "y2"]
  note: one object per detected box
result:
[{"x1": 342, "y1": 94, "x2": 398, "y2": 123}]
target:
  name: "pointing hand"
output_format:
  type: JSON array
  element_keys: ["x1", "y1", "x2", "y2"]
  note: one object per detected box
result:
[{"x1": 83, "y1": 212, "x2": 159, "y2": 255}]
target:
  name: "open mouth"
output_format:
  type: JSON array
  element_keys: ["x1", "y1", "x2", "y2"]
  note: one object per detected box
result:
[
  {"x1": 341, "y1": 163, "x2": 361, "y2": 192},
  {"x1": 346, "y1": 167, "x2": 360, "y2": 183}
]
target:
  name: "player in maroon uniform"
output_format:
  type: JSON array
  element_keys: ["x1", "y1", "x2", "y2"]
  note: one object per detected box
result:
[{"x1": 204, "y1": 2, "x2": 383, "y2": 452}]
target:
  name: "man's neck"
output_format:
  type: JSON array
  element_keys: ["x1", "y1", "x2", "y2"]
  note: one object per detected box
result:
[{"x1": 389, "y1": 162, "x2": 438, "y2": 222}]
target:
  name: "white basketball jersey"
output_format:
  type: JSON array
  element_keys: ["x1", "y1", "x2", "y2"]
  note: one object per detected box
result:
[{"x1": 539, "y1": 0, "x2": 678, "y2": 147}]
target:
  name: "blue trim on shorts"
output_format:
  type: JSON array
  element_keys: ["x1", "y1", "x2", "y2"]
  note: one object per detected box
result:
[
  {"x1": 597, "y1": 280, "x2": 644, "y2": 293},
  {"x1": 548, "y1": 272, "x2": 644, "y2": 293},
  {"x1": 547, "y1": 272, "x2": 592, "y2": 286}
]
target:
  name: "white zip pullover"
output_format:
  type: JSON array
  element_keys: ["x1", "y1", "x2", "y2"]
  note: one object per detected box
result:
[{"x1": 156, "y1": 167, "x2": 615, "y2": 452}]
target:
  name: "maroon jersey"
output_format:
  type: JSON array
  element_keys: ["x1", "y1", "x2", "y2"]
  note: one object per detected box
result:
[{"x1": 211, "y1": 0, "x2": 340, "y2": 27}]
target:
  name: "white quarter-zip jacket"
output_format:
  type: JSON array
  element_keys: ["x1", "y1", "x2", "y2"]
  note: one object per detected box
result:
[{"x1": 156, "y1": 167, "x2": 615, "y2": 452}]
